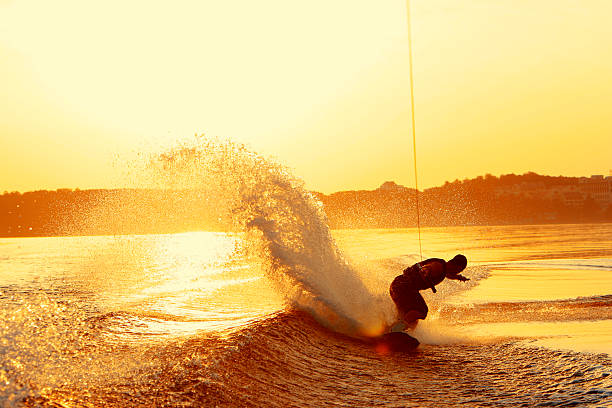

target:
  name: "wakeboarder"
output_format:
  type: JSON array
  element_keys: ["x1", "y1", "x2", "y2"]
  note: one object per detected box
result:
[{"x1": 389, "y1": 254, "x2": 469, "y2": 331}]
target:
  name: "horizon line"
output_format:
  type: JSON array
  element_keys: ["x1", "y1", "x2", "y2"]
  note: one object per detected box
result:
[{"x1": 3, "y1": 171, "x2": 611, "y2": 196}]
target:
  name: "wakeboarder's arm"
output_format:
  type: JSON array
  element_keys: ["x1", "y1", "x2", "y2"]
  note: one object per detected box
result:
[
  {"x1": 446, "y1": 274, "x2": 470, "y2": 282},
  {"x1": 402, "y1": 258, "x2": 440, "y2": 275}
]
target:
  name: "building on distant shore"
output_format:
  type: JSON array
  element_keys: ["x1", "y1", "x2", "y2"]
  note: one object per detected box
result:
[
  {"x1": 578, "y1": 175, "x2": 610, "y2": 205},
  {"x1": 378, "y1": 181, "x2": 409, "y2": 192},
  {"x1": 494, "y1": 175, "x2": 612, "y2": 207}
]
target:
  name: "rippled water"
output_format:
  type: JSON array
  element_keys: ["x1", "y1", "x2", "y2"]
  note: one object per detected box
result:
[
  {"x1": 1, "y1": 224, "x2": 611, "y2": 407},
  {"x1": 1, "y1": 139, "x2": 611, "y2": 406}
]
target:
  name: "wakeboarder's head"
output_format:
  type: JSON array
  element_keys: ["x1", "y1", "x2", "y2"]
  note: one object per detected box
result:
[{"x1": 447, "y1": 254, "x2": 467, "y2": 275}]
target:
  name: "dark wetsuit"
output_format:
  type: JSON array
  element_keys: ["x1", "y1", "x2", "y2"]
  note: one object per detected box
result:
[{"x1": 389, "y1": 258, "x2": 446, "y2": 322}]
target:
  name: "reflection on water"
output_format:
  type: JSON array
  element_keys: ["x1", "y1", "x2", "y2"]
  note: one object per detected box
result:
[
  {"x1": 334, "y1": 223, "x2": 612, "y2": 264},
  {"x1": 1, "y1": 224, "x2": 611, "y2": 407},
  {"x1": 0, "y1": 232, "x2": 284, "y2": 339},
  {"x1": 459, "y1": 320, "x2": 612, "y2": 355},
  {"x1": 451, "y1": 264, "x2": 611, "y2": 302}
]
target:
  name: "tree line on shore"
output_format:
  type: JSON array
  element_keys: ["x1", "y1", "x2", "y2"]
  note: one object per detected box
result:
[
  {"x1": 319, "y1": 173, "x2": 611, "y2": 229},
  {"x1": 1, "y1": 173, "x2": 610, "y2": 237}
]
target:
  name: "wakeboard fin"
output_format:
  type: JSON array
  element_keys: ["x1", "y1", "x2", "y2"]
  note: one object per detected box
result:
[{"x1": 374, "y1": 332, "x2": 420, "y2": 352}]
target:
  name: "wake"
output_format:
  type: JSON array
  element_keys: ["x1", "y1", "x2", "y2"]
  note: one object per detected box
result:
[{"x1": 148, "y1": 137, "x2": 392, "y2": 336}]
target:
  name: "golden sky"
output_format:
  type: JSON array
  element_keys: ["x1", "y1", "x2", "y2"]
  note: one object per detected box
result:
[{"x1": 1, "y1": 0, "x2": 611, "y2": 194}]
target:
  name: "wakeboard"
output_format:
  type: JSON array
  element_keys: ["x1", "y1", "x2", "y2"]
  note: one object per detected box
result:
[{"x1": 372, "y1": 331, "x2": 420, "y2": 352}]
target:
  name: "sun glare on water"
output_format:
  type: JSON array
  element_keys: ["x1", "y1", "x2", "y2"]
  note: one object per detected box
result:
[{"x1": 97, "y1": 231, "x2": 283, "y2": 338}]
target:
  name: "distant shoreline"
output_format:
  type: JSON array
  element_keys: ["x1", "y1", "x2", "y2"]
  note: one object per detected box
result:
[
  {"x1": 2, "y1": 222, "x2": 612, "y2": 239},
  {"x1": 2, "y1": 172, "x2": 611, "y2": 238}
]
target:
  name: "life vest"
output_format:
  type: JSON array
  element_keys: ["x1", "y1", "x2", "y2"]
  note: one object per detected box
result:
[{"x1": 403, "y1": 258, "x2": 446, "y2": 293}]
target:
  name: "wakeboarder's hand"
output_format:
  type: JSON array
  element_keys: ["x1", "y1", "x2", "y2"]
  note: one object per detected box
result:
[{"x1": 448, "y1": 274, "x2": 470, "y2": 282}]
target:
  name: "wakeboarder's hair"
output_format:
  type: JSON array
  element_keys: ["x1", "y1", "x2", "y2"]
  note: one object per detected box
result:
[{"x1": 449, "y1": 254, "x2": 467, "y2": 271}]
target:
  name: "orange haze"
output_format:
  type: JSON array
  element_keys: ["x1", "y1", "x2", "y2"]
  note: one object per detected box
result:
[{"x1": 1, "y1": 0, "x2": 611, "y2": 194}]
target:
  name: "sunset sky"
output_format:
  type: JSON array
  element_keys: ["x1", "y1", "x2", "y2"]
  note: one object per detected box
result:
[{"x1": 1, "y1": 0, "x2": 611, "y2": 194}]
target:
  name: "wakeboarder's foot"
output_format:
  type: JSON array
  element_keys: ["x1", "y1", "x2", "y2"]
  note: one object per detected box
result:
[{"x1": 390, "y1": 321, "x2": 407, "y2": 332}]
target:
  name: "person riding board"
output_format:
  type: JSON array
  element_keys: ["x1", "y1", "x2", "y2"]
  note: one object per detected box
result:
[{"x1": 389, "y1": 254, "x2": 469, "y2": 331}]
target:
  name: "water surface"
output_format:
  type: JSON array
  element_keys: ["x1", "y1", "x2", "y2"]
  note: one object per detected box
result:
[{"x1": 1, "y1": 223, "x2": 611, "y2": 407}]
